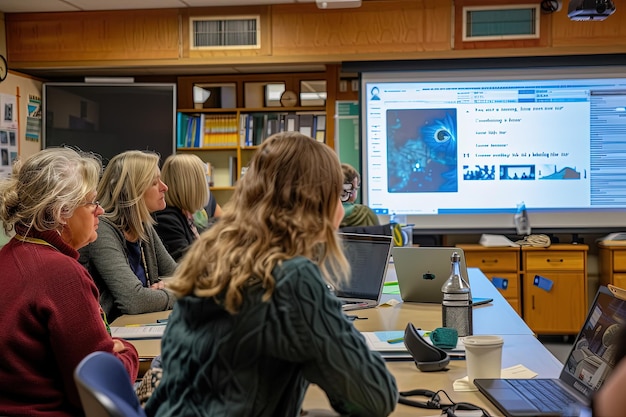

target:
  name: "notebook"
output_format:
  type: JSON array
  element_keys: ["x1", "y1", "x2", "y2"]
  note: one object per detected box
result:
[
  {"x1": 334, "y1": 233, "x2": 393, "y2": 311},
  {"x1": 393, "y1": 246, "x2": 468, "y2": 303},
  {"x1": 475, "y1": 286, "x2": 626, "y2": 416}
]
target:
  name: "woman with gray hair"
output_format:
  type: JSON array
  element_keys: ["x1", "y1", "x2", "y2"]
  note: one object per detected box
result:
[
  {"x1": 0, "y1": 147, "x2": 139, "y2": 416},
  {"x1": 79, "y1": 150, "x2": 177, "y2": 321}
]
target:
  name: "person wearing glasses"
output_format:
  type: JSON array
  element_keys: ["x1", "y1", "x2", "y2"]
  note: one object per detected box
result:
[
  {"x1": 79, "y1": 150, "x2": 177, "y2": 322},
  {"x1": 0, "y1": 147, "x2": 139, "y2": 416},
  {"x1": 340, "y1": 163, "x2": 380, "y2": 228},
  {"x1": 144, "y1": 132, "x2": 397, "y2": 417}
]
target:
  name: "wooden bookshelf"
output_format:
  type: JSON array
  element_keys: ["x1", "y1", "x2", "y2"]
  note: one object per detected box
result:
[{"x1": 176, "y1": 71, "x2": 335, "y2": 205}]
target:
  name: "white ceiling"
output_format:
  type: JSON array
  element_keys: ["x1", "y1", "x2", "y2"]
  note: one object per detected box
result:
[{"x1": 0, "y1": 0, "x2": 315, "y2": 13}]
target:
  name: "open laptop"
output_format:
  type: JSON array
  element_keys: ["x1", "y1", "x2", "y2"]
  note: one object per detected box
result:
[
  {"x1": 475, "y1": 286, "x2": 626, "y2": 416},
  {"x1": 334, "y1": 233, "x2": 393, "y2": 311},
  {"x1": 393, "y1": 246, "x2": 468, "y2": 303}
]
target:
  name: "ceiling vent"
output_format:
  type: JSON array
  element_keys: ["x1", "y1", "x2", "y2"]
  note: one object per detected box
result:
[
  {"x1": 463, "y1": 4, "x2": 540, "y2": 41},
  {"x1": 190, "y1": 16, "x2": 260, "y2": 49}
]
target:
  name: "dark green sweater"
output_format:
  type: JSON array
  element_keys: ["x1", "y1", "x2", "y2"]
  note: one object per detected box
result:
[{"x1": 145, "y1": 256, "x2": 398, "y2": 417}]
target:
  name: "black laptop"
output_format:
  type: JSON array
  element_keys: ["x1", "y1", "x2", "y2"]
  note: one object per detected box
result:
[
  {"x1": 334, "y1": 233, "x2": 393, "y2": 311},
  {"x1": 475, "y1": 286, "x2": 626, "y2": 416}
]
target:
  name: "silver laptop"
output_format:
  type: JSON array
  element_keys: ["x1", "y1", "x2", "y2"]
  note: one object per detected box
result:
[
  {"x1": 475, "y1": 286, "x2": 626, "y2": 416},
  {"x1": 335, "y1": 233, "x2": 393, "y2": 311},
  {"x1": 393, "y1": 246, "x2": 467, "y2": 303}
]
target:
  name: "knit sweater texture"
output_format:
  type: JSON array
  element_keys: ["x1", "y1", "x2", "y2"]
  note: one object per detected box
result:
[
  {"x1": 79, "y1": 217, "x2": 178, "y2": 321},
  {"x1": 0, "y1": 228, "x2": 139, "y2": 416},
  {"x1": 145, "y1": 256, "x2": 398, "y2": 417}
]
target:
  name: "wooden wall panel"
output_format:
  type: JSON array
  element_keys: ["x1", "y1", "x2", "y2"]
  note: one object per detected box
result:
[
  {"x1": 270, "y1": 1, "x2": 452, "y2": 57},
  {"x1": 6, "y1": 9, "x2": 180, "y2": 62},
  {"x1": 4, "y1": 0, "x2": 626, "y2": 72}
]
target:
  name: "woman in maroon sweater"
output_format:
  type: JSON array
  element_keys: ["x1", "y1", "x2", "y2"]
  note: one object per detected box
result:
[{"x1": 0, "y1": 147, "x2": 139, "y2": 416}]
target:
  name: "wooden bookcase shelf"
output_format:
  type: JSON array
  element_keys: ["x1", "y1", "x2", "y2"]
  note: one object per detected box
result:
[{"x1": 176, "y1": 70, "x2": 336, "y2": 206}]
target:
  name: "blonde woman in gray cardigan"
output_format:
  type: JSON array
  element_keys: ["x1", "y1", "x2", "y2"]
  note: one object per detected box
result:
[{"x1": 79, "y1": 150, "x2": 177, "y2": 322}]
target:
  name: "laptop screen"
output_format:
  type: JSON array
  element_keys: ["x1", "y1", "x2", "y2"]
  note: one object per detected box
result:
[
  {"x1": 560, "y1": 286, "x2": 626, "y2": 398},
  {"x1": 334, "y1": 233, "x2": 393, "y2": 301}
]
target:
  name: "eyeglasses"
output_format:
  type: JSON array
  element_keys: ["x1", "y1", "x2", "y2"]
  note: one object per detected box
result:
[{"x1": 84, "y1": 200, "x2": 100, "y2": 213}]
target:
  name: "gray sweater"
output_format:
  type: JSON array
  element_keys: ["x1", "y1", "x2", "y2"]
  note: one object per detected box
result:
[{"x1": 79, "y1": 217, "x2": 177, "y2": 321}]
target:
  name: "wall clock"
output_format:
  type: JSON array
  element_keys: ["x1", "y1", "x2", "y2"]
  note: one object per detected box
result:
[
  {"x1": 0, "y1": 55, "x2": 7, "y2": 82},
  {"x1": 280, "y1": 90, "x2": 297, "y2": 107}
]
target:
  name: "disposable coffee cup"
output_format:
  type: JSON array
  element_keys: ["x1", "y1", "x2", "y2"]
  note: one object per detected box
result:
[{"x1": 462, "y1": 335, "x2": 504, "y2": 388}]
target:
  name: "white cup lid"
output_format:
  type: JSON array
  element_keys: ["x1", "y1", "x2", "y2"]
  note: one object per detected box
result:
[{"x1": 462, "y1": 335, "x2": 504, "y2": 347}]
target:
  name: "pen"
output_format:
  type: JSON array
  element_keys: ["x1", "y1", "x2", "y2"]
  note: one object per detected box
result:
[
  {"x1": 386, "y1": 337, "x2": 404, "y2": 344},
  {"x1": 124, "y1": 323, "x2": 164, "y2": 327}
]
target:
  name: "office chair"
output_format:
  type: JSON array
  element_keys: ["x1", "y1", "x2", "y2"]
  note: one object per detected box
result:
[{"x1": 74, "y1": 351, "x2": 147, "y2": 417}]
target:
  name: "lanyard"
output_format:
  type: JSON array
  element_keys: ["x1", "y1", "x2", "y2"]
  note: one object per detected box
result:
[{"x1": 14, "y1": 234, "x2": 59, "y2": 251}]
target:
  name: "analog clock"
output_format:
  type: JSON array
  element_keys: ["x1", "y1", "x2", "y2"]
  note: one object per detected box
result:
[
  {"x1": 0, "y1": 55, "x2": 7, "y2": 83},
  {"x1": 280, "y1": 90, "x2": 297, "y2": 107}
]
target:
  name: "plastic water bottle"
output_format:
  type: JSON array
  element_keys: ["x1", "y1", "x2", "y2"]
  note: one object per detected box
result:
[
  {"x1": 514, "y1": 201, "x2": 531, "y2": 236},
  {"x1": 441, "y1": 251, "x2": 473, "y2": 337}
]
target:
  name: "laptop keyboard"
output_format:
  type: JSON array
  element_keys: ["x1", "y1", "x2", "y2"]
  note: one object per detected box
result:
[{"x1": 509, "y1": 379, "x2": 579, "y2": 412}]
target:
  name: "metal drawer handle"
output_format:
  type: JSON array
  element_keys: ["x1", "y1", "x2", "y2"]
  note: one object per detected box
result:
[
  {"x1": 482, "y1": 259, "x2": 498, "y2": 264},
  {"x1": 546, "y1": 258, "x2": 564, "y2": 263}
]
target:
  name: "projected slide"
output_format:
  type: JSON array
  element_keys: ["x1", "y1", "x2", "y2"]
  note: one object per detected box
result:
[{"x1": 363, "y1": 75, "x2": 626, "y2": 217}]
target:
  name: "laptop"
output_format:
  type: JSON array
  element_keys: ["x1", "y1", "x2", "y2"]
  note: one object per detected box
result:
[
  {"x1": 393, "y1": 246, "x2": 468, "y2": 303},
  {"x1": 334, "y1": 233, "x2": 393, "y2": 311},
  {"x1": 475, "y1": 286, "x2": 626, "y2": 416}
]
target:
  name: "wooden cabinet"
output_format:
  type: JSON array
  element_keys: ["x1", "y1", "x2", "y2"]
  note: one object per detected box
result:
[
  {"x1": 598, "y1": 242, "x2": 626, "y2": 289},
  {"x1": 456, "y1": 244, "x2": 521, "y2": 315},
  {"x1": 458, "y1": 243, "x2": 588, "y2": 334},
  {"x1": 522, "y1": 244, "x2": 588, "y2": 335},
  {"x1": 176, "y1": 71, "x2": 334, "y2": 205}
]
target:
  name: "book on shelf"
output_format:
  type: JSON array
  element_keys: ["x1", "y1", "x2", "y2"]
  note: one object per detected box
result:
[
  {"x1": 184, "y1": 115, "x2": 202, "y2": 148},
  {"x1": 203, "y1": 114, "x2": 238, "y2": 147},
  {"x1": 176, "y1": 113, "x2": 190, "y2": 148},
  {"x1": 204, "y1": 162, "x2": 214, "y2": 187},
  {"x1": 298, "y1": 114, "x2": 314, "y2": 137},
  {"x1": 314, "y1": 114, "x2": 326, "y2": 143},
  {"x1": 240, "y1": 112, "x2": 327, "y2": 146},
  {"x1": 229, "y1": 156, "x2": 238, "y2": 186}
]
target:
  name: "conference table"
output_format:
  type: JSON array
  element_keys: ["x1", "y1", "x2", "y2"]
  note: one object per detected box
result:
[{"x1": 111, "y1": 267, "x2": 564, "y2": 416}]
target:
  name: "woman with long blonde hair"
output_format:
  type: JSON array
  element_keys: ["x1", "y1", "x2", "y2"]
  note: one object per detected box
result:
[
  {"x1": 79, "y1": 150, "x2": 177, "y2": 321},
  {"x1": 145, "y1": 132, "x2": 397, "y2": 417}
]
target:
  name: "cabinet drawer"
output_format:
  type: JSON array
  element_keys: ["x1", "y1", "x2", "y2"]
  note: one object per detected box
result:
[
  {"x1": 614, "y1": 251, "x2": 626, "y2": 272},
  {"x1": 464, "y1": 252, "x2": 518, "y2": 272},
  {"x1": 524, "y1": 251, "x2": 585, "y2": 271},
  {"x1": 613, "y1": 274, "x2": 626, "y2": 289}
]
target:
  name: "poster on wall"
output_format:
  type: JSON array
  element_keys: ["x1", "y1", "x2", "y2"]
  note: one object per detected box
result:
[
  {"x1": 26, "y1": 95, "x2": 41, "y2": 142},
  {"x1": 0, "y1": 94, "x2": 19, "y2": 178},
  {"x1": 0, "y1": 93, "x2": 18, "y2": 130}
]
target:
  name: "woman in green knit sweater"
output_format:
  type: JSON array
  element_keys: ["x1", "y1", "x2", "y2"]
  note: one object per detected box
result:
[{"x1": 145, "y1": 132, "x2": 397, "y2": 417}]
